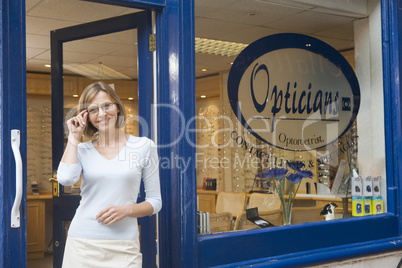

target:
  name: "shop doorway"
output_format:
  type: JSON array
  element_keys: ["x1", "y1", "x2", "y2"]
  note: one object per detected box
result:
[{"x1": 49, "y1": 11, "x2": 154, "y2": 268}]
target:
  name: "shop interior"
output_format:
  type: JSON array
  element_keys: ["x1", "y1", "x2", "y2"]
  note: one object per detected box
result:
[{"x1": 26, "y1": 0, "x2": 385, "y2": 267}]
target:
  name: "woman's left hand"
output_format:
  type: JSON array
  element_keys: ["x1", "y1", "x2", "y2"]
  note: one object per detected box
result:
[{"x1": 95, "y1": 205, "x2": 130, "y2": 226}]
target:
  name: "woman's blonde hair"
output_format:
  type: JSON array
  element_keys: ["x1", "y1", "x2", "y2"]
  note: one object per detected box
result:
[{"x1": 78, "y1": 81, "x2": 126, "y2": 138}]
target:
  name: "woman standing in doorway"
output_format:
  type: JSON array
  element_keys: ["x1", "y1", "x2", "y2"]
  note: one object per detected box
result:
[{"x1": 57, "y1": 81, "x2": 161, "y2": 268}]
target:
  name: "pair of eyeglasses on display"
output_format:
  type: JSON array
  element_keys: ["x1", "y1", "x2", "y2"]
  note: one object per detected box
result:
[{"x1": 87, "y1": 102, "x2": 116, "y2": 116}]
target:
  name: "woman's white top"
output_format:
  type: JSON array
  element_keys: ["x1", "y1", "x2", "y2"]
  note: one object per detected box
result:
[{"x1": 57, "y1": 135, "x2": 162, "y2": 240}]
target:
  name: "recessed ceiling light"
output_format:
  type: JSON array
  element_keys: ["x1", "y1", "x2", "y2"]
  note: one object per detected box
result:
[
  {"x1": 73, "y1": 94, "x2": 79, "y2": 98},
  {"x1": 195, "y1": 37, "x2": 248, "y2": 57},
  {"x1": 201, "y1": 95, "x2": 206, "y2": 98},
  {"x1": 201, "y1": 68, "x2": 208, "y2": 72},
  {"x1": 45, "y1": 64, "x2": 51, "y2": 68},
  {"x1": 128, "y1": 97, "x2": 134, "y2": 100}
]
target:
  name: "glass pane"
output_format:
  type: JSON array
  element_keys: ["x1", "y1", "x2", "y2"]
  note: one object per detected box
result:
[
  {"x1": 195, "y1": 0, "x2": 385, "y2": 234},
  {"x1": 27, "y1": 103, "x2": 52, "y2": 194},
  {"x1": 62, "y1": 29, "x2": 139, "y2": 195}
]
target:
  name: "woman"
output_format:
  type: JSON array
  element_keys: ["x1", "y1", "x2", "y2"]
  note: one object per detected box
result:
[{"x1": 57, "y1": 81, "x2": 161, "y2": 268}]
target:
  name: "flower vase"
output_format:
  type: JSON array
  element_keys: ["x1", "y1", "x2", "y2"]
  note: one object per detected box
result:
[
  {"x1": 277, "y1": 178, "x2": 297, "y2": 225},
  {"x1": 257, "y1": 162, "x2": 313, "y2": 226},
  {"x1": 281, "y1": 197, "x2": 293, "y2": 225}
]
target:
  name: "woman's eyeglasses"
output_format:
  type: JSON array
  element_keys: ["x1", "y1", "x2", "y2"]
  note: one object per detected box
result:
[{"x1": 87, "y1": 103, "x2": 116, "y2": 116}]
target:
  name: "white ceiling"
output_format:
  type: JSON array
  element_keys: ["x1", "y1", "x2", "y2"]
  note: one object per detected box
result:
[{"x1": 26, "y1": 0, "x2": 364, "y2": 79}]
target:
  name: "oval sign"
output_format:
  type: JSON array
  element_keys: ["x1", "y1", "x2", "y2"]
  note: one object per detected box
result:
[{"x1": 227, "y1": 33, "x2": 360, "y2": 151}]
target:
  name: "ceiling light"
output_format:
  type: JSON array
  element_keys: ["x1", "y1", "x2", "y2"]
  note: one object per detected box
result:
[
  {"x1": 201, "y1": 95, "x2": 206, "y2": 99},
  {"x1": 73, "y1": 94, "x2": 79, "y2": 98},
  {"x1": 195, "y1": 37, "x2": 249, "y2": 57},
  {"x1": 128, "y1": 97, "x2": 134, "y2": 100},
  {"x1": 63, "y1": 62, "x2": 131, "y2": 80},
  {"x1": 45, "y1": 64, "x2": 51, "y2": 68},
  {"x1": 201, "y1": 68, "x2": 208, "y2": 72}
]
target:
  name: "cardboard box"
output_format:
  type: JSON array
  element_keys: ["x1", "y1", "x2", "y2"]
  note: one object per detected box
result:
[
  {"x1": 372, "y1": 196, "x2": 384, "y2": 214},
  {"x1": 372, "y1": 176, "x2": 381, "y2": 196},
  {"x1": 363, "y1": 197, "x2": 372, "y2": 215},
  {"x1": 363, "y1": 176, "x2": 373, "y2": 197},
  {"x1": 352, "y1": 196, "x2": 364, "y2": 217},
  {"x1": 352, "y1": 176, "x2": 363, "y2": 196}
]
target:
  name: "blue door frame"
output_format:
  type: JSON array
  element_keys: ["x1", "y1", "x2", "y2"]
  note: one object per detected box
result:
[
  {"x1": 50, "y1": 11, "x2": 154, "y2": 268},
  {"x1": 2, "y1": 0, "x2": 402, "y2": 267},
  {"x1": 0, "y1": 0, "x2": 27, "y2": 267}
]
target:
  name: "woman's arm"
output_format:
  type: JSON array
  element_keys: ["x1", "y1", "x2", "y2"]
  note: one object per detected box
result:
[
  {"x1": 95, "y1": 202, "x2": 154, "y2": 226},
  {"x1": 57, "y1": 110, "x2": 87, "y2": 186},
  {"x1": 61, "y1": 110, "x2": 88, "y2": 164}
]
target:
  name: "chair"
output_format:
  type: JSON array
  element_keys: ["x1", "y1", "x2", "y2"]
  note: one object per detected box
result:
[
  {"x1": 234, "y1": 209, "x2": 283, "y2": 230},
  {"x1": 209, "y1": 212, "x2": 233, "y2": 234},
  {"x1": 248, "y1": 193, "x2": 281, "y2": 211},
  {"x1": 215, "y1": 192, "x2": 247, "y2": 218},
  {"x1": 291, "y1": 206, "x2": 324, "y2": 225}
]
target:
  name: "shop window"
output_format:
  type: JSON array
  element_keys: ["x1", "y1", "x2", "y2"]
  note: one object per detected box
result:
[{"x1": 195, "y1": 0, "x2": 386, "y2": 235}]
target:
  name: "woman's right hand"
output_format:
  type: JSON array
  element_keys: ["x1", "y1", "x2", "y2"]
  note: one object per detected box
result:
[{"x1": 67, "y1": 109, "x2": 88, "y2": 145}]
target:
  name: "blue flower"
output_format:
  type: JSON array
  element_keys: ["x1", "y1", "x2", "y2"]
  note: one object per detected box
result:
[
  {"x1": 287, "y1": 161, "x2": 305, "y2": 171},
  {"x1": 258, "y1": 168, "x2": 288, "y2": 179},
  {"x1": 286, "y1": 173, "x2": 303, "y2": 184},
  {"x1": 298, "y1": 169, "x2": 314, "y2": 178}
]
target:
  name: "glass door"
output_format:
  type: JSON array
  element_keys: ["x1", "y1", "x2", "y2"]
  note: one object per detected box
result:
[{"x1": 51, "y1": 11, "x2": 154, "y2": 268}]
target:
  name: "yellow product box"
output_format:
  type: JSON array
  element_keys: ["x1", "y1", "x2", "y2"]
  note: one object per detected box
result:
[
  {"x1": 372, "y1": 196, "x2": 383, "y2": 214},
  {"x1": 352, "y1": 196, "x2": 364, "y2": 217},
  {"x1": 363, "y1": 197, "x2": 373, "y2": 215}
]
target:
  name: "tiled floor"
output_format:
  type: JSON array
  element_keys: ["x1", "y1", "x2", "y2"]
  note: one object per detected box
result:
[{"x1": 27, "y1": 254, "x2": 53, "y2": 268}]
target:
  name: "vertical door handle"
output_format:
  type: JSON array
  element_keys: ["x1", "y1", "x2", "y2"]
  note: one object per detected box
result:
[{"x1": 11, "y1": 129, "x2": 22, "y2": 228}]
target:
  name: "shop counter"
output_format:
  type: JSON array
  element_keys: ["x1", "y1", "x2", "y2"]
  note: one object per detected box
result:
[{"x1": 197, "y1": 190, "x2": 351, "y2": 214}]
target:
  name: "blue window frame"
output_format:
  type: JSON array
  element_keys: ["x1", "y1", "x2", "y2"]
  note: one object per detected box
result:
[
  {"x1": 86, "y1": 0, "x2": 165, "y2": 9},
  {"x1": 197, "y1": 0, "x2": 402, "y2": 267},
  {"x1": 3, "y1": 0, "x2": 402, "y2": 267}
]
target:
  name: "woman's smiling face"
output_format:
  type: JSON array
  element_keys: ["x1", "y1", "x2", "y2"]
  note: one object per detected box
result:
[{"x1": 87, "y1": 91, "x2": 119, "y2": 132}]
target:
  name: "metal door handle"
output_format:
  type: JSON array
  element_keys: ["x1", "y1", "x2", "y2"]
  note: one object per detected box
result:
[{"x1": 11, "y1": 130, "x2": 22, "y2": 228}]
